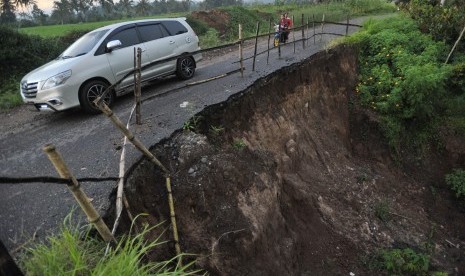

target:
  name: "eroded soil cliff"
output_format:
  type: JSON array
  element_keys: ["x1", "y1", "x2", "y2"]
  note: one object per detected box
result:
[{"x1": 122, "y1": 45, "x2": 465, "y2": 275}]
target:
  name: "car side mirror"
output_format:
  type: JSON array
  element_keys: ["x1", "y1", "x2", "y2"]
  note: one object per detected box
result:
[{"x1": 106, "y1": 40, "x2": 122, "y2": 52}]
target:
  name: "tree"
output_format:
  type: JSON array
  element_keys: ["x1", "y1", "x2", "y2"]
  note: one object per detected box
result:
[
  {"x1": 31, "y1": 3, "x2": 47, "y2": 25},
  {"x1": 135, "y1": 0, "x2": 151, "y2": 16},
  {"x1": 1, "y1": 0, "x2": 35, "y2": 23},
  {"x1": 117, "y1": 0, "x2": 134, "y2": 18},
  {"x1": 93, "y1": 0, "x2": 113, "y2": 16},
  {"x1": 51, "y1": 0, "x2": 72, "y2": 24}
]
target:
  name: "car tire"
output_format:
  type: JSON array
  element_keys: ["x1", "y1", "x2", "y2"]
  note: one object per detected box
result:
[
  {"x1": 79, "y1": 80, "x2": 114, "y2": 114},
  {"x1": 176, "y1": 56, "x2": 195, "y2": 80}
]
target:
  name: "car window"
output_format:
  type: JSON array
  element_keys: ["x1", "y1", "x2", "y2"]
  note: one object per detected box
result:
[
  {"x1": 108, "y1": 27, "x2": 140, "y2": 48},
  {"x1": 138, "y1": 24, "x2": 166, "y2": 42},
  {"x1": 60, "y1": 29, "x2": 109, "y2": 59},
  {"x1": 162, "y1": 21, "x2": 188, "y2": 36}
]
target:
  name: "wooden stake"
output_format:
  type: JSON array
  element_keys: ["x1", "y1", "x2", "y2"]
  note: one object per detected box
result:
[
  {"x1": 267, "y1": 18, "x2": 272, "y2": 64},
  {"x1": 252, "y1": 21, "x2": 260, "y2": 71},
  {"x1": 166, "y1": 177, "x2": 181, "y2": 256},
  {"x1": 292, "y1": 15, "x2": 296, "y2": 53},
  {"x1": 346, "y1": 14, "x2": 350, "y2": 36},
  {"x1": 320, "y1": 14, "x2": 325, "y2": 42},
  {"x1": 301, "y1": 14, "x2": 305, "y2": 49},
  {"x1": 43, "y1": 145, "x2": 115, "y2": 243},
  {"x1": 313, "y1": 14, "x2": 316, "y2": 44},
  {"x1": 239, "y1": 24, "x2": 243, "y2": 77},
  {"x1": 135, "y1": 48, "x2": 142, "y2": 125}
]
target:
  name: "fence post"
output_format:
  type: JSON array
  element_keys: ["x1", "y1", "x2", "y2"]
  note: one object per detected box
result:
[
  {"x1": 313, "y1": 14, "x2": 315, "y2": 44},
  {"x1": 239, "y1": 24, "x2": 244, "y2": 77},
  {"x1": 345, "y1": 14, "x2": 350, "y2": 36},
  {"x1": 267, "y1": 18, "x2": 272, "y2": 64},
  {"x1": 292, "y1": 15, "x2": 296, "y2": 54},
  {"x1": 252, "y1": 21, "x2": 260, "y2": 71},
  {"x1": 320, "y1": 14, "x2": 325, "y2": 42},
  {"x1": 301, "y1": 14, "x2": 305, "y2": 49},
  {"x1": 43, "y1": 145, "x2": 115, "y2": 243},
  {"x1": 135, "y1": 48, "x2": 142, "y2": 125}
]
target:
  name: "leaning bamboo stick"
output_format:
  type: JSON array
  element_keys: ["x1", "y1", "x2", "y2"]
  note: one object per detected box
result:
[
  {"x1": 445, "y1": 23, "x2": 465, "y2": 64},
  {"x1": 43, "y1": 145, "x2": 115, "y2": 243},
  {"x1": 94, "y1": 101, "x2": 168, "y2": 174},
  {"x1": 320, "y1": 14, "x2": 325, "y2": 42}
]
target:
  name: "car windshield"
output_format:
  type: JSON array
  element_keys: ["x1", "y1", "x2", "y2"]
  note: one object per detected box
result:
[{"x1": 59, "y1": 29, "x2": 109, "y2": 59}]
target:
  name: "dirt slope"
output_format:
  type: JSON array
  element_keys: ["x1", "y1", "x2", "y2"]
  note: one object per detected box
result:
[{"x1": 122, "y1": 45, "x2": 465, "y2": 275}]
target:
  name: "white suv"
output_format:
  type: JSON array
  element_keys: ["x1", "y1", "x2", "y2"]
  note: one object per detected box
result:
[{"x1": 20, "y1": 18, "x2": 202, "y2": 113}]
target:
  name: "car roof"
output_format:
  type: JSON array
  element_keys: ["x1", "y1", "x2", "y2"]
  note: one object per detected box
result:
[{"x1": 92, "y1": 17, "x2": 187, "y2": 33}]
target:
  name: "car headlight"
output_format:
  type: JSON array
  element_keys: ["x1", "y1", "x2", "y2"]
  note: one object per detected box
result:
[{"x1": 42, "y1": 70, "x2": 72, "y2": 90}]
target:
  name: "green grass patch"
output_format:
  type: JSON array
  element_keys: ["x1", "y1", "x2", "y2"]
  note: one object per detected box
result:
[{"x1": 20, "y1": 215, "x2": 201, "y2": 275}]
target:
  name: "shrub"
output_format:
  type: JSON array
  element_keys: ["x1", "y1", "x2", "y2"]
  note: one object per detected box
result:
[
  {"x1": 380, "y1": 248, "x2": 430, "y2": 275},
  {"x1": 348, "y1": 15, "x2": 453, "y2": 152},
  {"x1": 445, "y1": 169, "x2": 465, "y2": 198}
]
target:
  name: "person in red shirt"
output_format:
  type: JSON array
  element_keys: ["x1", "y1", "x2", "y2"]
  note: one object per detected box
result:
[
  {"x1": 279, "y1": 12, "x2": 292, "y2": 43},
  {"x1": 279, "y1": 13, "x2": 290, "y2": 43}
]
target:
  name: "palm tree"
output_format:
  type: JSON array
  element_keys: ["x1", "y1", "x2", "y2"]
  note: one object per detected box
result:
[
  {"x1": 135, "y1": 0, "x2": 151, "y2": 17},
  {"x1": 1, "y1": 0, "x2": 36, "y2": 23},
  {"x1": 119, "y1": 0, "x2": 134, "y2": 17}
]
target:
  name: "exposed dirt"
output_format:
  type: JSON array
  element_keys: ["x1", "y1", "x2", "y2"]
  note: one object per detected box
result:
[
  {"x1": 122, "y1": 46, "x2": 465, "y2": 275},
  {"x1": 191, "y1": 10, "x2": 231, "y2": 38}
]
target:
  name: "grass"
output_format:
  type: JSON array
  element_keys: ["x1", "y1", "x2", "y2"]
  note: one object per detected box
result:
[
  {"x1": 19, "y1": 13, "x2": 189, "y2": 38},
  {"x1": 20, "y1": 214, "x2": 202, "y2": 275}
]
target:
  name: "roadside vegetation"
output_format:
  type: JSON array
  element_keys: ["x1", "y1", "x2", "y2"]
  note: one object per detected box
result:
[
  {"x1": 345, "y1": 0, "x2": 465, "y2": 160},
  {"x1": 20, "y1": 215, "x2": 201, "y2": 275}
]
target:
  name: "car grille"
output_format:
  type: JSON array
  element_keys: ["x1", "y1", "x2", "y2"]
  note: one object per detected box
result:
[{"x1": 21, "y1": 82, "x2": 38, "y2": 98}]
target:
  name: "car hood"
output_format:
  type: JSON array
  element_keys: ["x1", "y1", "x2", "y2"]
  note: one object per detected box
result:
[{"x1": 22, "y1": 56, "x2": 83, "y2": 83}]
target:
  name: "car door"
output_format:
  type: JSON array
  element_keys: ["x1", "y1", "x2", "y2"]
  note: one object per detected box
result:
[
  {"x1": 137, "y1": 22, "x2": 178, "y2": 78},
  {"x1": 104, "y1": 25, "x2": 149, "y2": 90}
]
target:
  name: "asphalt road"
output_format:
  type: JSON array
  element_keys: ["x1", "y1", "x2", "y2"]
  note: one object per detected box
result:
[{"x1": 0, "y1": 18, "x2": 367, "y2": 251}]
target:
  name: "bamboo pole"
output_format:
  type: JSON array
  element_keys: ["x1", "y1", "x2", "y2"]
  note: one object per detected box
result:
[
  {"x1": 267, "y1": 18, "x2": 272, "y2": 64},
  {"x1": 94, "y1": 102, "x2": 168, "y2": 174},
  {"x1": 301, "y1": 14, "x2": 305, "y2": 49},
  {"x1": 43, "y1": 145, "x2": 115, "y2": 243},
  {"x1": 313, "y1": 14, "x2": 315, "y2": 44},
  {"x1": 320, "y1": 14, "x2": 325, "y2": 42},
  {"x1": 166, "y1": 177, "x2": 181, "y2": 256},
  {"x1": 239, "y1": 24, "x2": 244, "y2": 77},
  {"x1": 445, "y1": 23, "x2": 465, "y2": 64},
  {"x1": 307, "y1": 16, "x2": 309, "y2": 46},
  {"x1": 135, "y1": 48, "x2": 142, "y2": 125},
  {"x1": 252, "y1": 21, "x2": 260, "y2": 71},
  {"x1": 345, "y1": 14, "x2": 350, "y2": 36},
  {"x1": 292, "y1": 15, "x2": 296, "y2": 53}
]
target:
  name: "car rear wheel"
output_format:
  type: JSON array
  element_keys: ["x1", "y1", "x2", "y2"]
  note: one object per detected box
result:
[
  {"x1": 79, "y1": 80, "x2": 114, "y2": 114},
  {"x1": 176, "y1": 56, "x2": 195, "y2": 80}
]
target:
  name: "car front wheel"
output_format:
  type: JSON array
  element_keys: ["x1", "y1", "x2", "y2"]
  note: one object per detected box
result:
[
  {"x1": 176, "y1": 56, "x2": 195, "y2": 80},
  {"x1": 79, "y1": 80, "x2": 114, "y2": 114}
]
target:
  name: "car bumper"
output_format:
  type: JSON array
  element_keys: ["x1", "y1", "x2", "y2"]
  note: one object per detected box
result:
[{"x1": 21, "y1": 83, "x2": 80, "y2": 112}]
